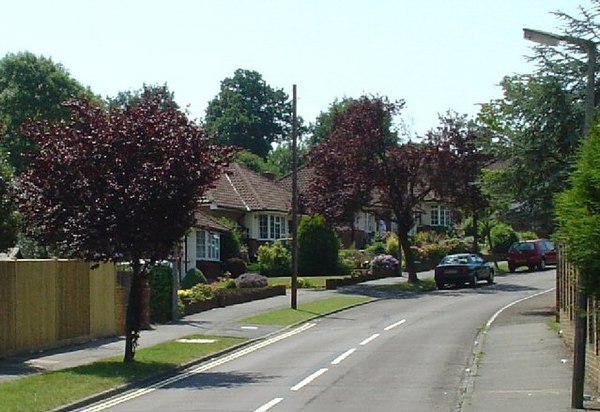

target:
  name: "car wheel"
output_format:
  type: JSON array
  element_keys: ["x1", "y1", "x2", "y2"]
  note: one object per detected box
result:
[
  {"x1": 538, "y1": 259, "x2": 546, "y2": 271},
  {"x1": 487, "y1": 270, "x2": 495, "y2": 284},
  {"x1": 508, "y1": 264, "x2": 516, "y2": 273},
  {"x1": 471, "y1": 274, "x2": 479, "y2": 288}
]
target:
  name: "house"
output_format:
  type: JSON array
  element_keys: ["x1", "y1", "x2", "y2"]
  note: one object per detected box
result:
[
  {"x1": 278, "y1": 165, "x2": 454, "y2": 248},
  {"x1": 179, "y1": 211, "x2": 231, "y2": 280},
  {"x1": 198, "y1": 163, "x2": 292, "y2": 259}
]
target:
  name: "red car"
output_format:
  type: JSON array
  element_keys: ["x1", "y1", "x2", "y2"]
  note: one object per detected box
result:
[{"x1": 507, "y1": 239, "x2": 556, "y2": 272}]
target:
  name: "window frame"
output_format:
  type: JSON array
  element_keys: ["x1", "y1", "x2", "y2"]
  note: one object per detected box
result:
[{"x1": 196, "y1": 229, "x2": 221, "y2": 262}]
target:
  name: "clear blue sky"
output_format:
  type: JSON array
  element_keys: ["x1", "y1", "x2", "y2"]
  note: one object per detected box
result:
[{"x1": 0, "y1": 0, "x2": 589, "y2": 136}]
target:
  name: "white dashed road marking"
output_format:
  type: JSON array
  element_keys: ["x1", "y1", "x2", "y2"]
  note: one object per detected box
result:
[
  {"x1": 290, "y1": 368, "x2": 329, "y2": 391},
  {"x1": 360, "y1": 333, "x2": 380, "y2": 346},
  {"x1": 254, "y1": 397, "x2": 284, "y2": 412},
  {"x1": 384, "y1": 319, "x2": 406, "y2": 331},
  {"x1": 331, "y1": 348, "x2": 356, "y2": 365}
]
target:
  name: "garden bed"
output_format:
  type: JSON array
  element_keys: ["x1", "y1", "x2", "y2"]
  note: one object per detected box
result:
[
  {"x1": 325, "y1": 270, "x2": 397, "y2": 290},
  {"x1": 182, "y1": 285, "x2": 287, "y2": 316}
]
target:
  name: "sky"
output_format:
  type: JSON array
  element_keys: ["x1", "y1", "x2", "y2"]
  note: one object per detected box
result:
[{"x1": 0, "y1": 0, "x2": 591, "y2": 136}]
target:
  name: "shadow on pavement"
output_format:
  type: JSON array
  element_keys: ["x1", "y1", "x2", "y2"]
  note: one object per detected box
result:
[{"x1": 166, "y1": 371, "x2": 277, "y2": 390}]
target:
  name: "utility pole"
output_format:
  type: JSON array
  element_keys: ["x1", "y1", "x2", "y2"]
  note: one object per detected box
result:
[{"x1": 291, "y1": 84, "x2": 299, "y2": 310}]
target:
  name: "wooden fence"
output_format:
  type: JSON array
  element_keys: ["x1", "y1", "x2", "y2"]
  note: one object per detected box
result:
[
  {"x1": 0, "y1": 260, "x2": 118, "y2": 357},
  {"x1": 557, "y1": 245, "x2": 600, "y2": 393}
]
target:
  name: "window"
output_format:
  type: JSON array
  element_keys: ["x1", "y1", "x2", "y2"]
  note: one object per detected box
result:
[
  {"x1": 259, "y1": 214, "x2": 286, "y2": 240},
  {"x1": 430, "y1": 205, "x2": 451, "y2": 226},
  {"x1": 196, "y1": 229, "x2": 220, "y2": 261}
]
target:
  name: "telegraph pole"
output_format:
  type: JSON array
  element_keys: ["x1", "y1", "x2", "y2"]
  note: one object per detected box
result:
[{"x1": 291, "y1": 84, "x2": 299, "y2": 309}]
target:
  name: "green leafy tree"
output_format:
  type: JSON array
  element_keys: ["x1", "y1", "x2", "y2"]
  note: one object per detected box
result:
[
  {"x1": 234, "y1": 150, "x2": 279, "y2": 177},
  {"x1": 205, "y1": 69, "x2": 292, "y2": 158},
  {"x1": 298, "y1": 215, "x2": 340, "y2": 276},
  {"x1": 308, "y1": 98, "x2": 355, "y2": 148},
  {"x1": 0, "y1": 52, "x2": 98, "y2": 173},
  {"x1": 478, "y1": 3, "x2": 600, "y2": 235},
  {"x1": 0, "y1": 149, "x2": 18, "y2": 252},
  {"x1": 107, "y1": 83, "x2": 179, "y2": 110},
  {"x1": 556, "y1": 124, "x2": 600, "y2": 295}
]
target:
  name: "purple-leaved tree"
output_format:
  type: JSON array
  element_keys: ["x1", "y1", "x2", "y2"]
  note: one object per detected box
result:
[{"x1": 15, "y1": 89, "x2": 232, "y2": 362}]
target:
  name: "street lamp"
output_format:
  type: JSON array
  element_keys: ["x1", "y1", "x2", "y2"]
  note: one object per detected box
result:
[
  {"x1": 523, "y1": 28, "x2": 596, "y2": 135},
  {"x1": 524, "y1": 27, "x2": 597, "y2": 409}
]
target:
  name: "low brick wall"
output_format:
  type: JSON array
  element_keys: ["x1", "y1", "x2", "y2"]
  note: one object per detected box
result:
[{"x1": 182, "y1": 285, "x2": 286, "y2": 316}]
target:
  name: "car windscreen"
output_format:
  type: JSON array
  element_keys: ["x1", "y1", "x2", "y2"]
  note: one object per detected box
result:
[
  {"x1": 441, "y1": 255, "x2": 470, "y2": 265},
  {"x1": 510, "y1": 242, "x2": 535, "y2": 252}
]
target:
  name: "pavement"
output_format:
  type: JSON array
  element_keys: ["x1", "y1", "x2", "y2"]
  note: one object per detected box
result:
[{"x1": 0, "y1": 276, "x2": 590, "y2": 411}]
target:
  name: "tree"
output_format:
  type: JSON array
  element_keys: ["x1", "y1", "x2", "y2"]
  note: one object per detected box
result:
[
  {"x1": 14, "y1": 89, "x2": 231, "y2": 362},
  {"x1": 478, "y1": 74, "x2": 580, "y2": 235},
  {"x1": 0, "y1": 149, "x2": 18, "y2": 252},
  {"x1": 427, "y1": 111, "x2": 492, "y2": 252},
  {"x1": 308, "y1": 98, "x2": 355, "y2": 148},
  {"x1": 205, "y1": 69, "x2": 292, "y2": 158},
  {"x1": 556, "y1": 123, "x2": 600, "y2": 296},
  {"x1": 298, "y1": 214, "x2": 340, "y2": 276},
  {"x1": 477, "y1": 3, "x2": 600, "y2": 235},
  {"x1": 107, "y1": 83, "x2": 179, "y2": 111},
  {"x1": 0, "y1": 51, "x2": 97, "y2": 173},
  {"x1": 307, "y1": 96, "x2": 453, "y2": 282}
]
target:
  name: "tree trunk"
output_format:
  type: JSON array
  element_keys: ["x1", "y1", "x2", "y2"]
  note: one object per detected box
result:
[
  {"x1": 124, "y1": 260, "x2": 144, "y2": 363},
  {"x1": 398, "y1": 228, "x2": 418, "y2": 283},
  {"x1": 485, "y1": 223, "x2": 499, "y2": 270},
  {"x1": 472, "y1": 211, "x2": 480, "y2": 253}
]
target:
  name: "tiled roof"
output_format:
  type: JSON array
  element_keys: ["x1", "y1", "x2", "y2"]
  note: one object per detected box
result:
[
  {"x1": 277, "y1": 164, "x2": 315, "y2": 195},
  {"x1": 194, "y1": 211, "x2": 230, "y2": 232},
  {"x1": 203, "y1": 163, "x2": 291, "y2": 213}
]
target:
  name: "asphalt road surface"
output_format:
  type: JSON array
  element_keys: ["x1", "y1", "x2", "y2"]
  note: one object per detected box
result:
[{"x1": 75, "y1": 268, "x2": 556, "y2": 412}]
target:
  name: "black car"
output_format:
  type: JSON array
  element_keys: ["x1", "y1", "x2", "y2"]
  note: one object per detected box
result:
[{"x1": 434, "y1": 253, "x2": 494, "y2": 289}]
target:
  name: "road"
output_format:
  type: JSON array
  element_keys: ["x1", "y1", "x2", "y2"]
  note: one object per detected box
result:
[{"x1": 75, "y1": 269, "x2": 556, "y2": 412}]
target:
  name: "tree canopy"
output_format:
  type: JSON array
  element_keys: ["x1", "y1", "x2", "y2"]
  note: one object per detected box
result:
[
  {"x1": 0, "y1": 51, "x2": 97, "y2": 173},
  {"x1": 15, "y1": 89, "x2": 231, "y2": 361},
  {"x1": 205, "y1": 69, "x2": 292, "y2": 158},
  {"x1": 556, "y1": 122, "x2": 600, "y2": 296},
  {"x1": 0, "y1": 149, "x2": 18, "y2": 252},
  {"x1": 478, "y1": 3, "x2": 599, "y2": 235},
  {"x1": 307, "y1": 96, "x2": 455, "y2": 282}
]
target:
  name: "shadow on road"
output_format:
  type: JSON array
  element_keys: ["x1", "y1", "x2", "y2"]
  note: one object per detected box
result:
[{"x1": 166, "y1": 371, "x2": 278, "y2": 390}]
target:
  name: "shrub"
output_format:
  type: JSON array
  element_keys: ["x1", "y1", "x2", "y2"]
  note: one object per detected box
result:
[
  {"x1": 297, "y1": 277, "x2": 315, "y2": 288},
  {"x1": 366, "y1": 241, "x2": 386, "y2": 255},
  {"x1": 234, "y1": 273, "x2": 268, "y2": 288},
  {"x1": 298, "y1": 215, "x2": 340, "y2": 275},
  {"x1": 148, "y1": 263, "x2": 173, "y2": 322},
  {"x1": 225, "y1": 257, "x2": 247, "y2": 277},
  {"x1": 258, "y1": 241, "x2": 291, "y2": 276},
  {"x1": 218, "y1": 217, "x2": 243, "y2": 260},
  {"x1": 518, "y1": 230, "x2": 538, "y2": 240},
  {"x1": 421, "y1": 243, "x2": 449, "y2": 262},
  {"x1": 440, "y1": 237, "x2": 471, "y2": 255},
  {"x1": 490, "y1": 223, "x2": 519, "y2": 254},
  {"x1": 189, "y1": 283, "x2": 217, "y2": 302},
  {"x1": 180, "y1": 267, "x2": 207, "y2": 289},
  {"x1": 339, "y1": 249, "x2": 372, "y2": 269},
  {"x1": 412, "y1": 230, "x2": 445, "y2": 247},
  {"x1": 371, "y1": 254, "x2": 399, "y2": 272},
  {"x1": 385, "y1": 233, "x2": 399, "y2": 257}
]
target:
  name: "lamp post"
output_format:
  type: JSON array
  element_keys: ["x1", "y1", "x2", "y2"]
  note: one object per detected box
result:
[{"x1": 524, "y1": 27, "x2": 597, "y2": 409}]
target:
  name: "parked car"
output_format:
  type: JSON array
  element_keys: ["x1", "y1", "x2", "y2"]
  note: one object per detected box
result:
[
  {"x1": 434, "y1": 253, "x2": 494, "y2": 289},
  {"x1": 507, "y1": 239, "x2": 556, "y2": 272}
]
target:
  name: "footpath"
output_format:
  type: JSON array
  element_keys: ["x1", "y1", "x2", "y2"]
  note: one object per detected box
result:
[{"x1": 0, "y1": 277, "x2": 585, "y2": 411}]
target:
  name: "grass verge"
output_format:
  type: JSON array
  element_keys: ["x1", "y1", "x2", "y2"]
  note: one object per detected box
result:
[
  {"x1": 0, "y1": 335, "x2": 245, "y2": 412},
  {"x1": 240, "y1": 295, "x2": 372, "y2": 326},
  {"x1": 267, "y1": 276, "x2": 345, "y2": 289}
]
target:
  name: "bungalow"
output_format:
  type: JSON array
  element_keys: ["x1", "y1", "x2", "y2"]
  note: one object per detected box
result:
[
  {"x1": 179, "y1": 211, "x2": 231, "y2": 279},
  {"x1": 198, "y1": 163, "x2": 292, "y2": 259}
]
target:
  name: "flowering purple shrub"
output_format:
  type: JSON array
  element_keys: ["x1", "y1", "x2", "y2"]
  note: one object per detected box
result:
[
  {"x1": 234, "y1": 273, "x2": 268, "y2": 288},
  {"x1": 370, "y1": 254, "x2": 399, "y2": 271}
]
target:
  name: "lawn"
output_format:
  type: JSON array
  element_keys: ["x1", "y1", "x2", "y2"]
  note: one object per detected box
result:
[
  {"x1": 0, "y1": 335, "x2": 246, "y2": 412},
  {"x1": 267, "y1": 275, "x2": 346, "y2": 289},
  {"x1": 240, "y1": 295, "x2": 372, "y2": 326}
]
